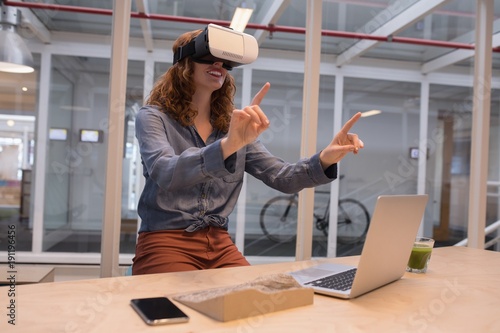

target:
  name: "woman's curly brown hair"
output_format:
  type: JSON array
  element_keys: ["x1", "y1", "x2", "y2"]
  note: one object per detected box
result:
[{"x1": 145, "y1": 29, "x2": 236, "y2": 133}]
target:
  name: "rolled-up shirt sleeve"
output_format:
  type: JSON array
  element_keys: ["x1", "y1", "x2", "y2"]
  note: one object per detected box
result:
[
  {"x1": 135, "y1": 107, "x2": 235, "y2": 191},
  {"x1": 244, "y1": 140, "x2": 337, "y2": 194}
]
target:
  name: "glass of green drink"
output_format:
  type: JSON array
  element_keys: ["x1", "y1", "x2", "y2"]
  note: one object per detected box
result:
[{"x1": 406, "y1": 237, "x2": 435, "y2": 273}]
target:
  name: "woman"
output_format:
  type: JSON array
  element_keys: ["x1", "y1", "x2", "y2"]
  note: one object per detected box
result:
[{"x1": 132, "y1": 28, "x2": 364, "y2": 275}]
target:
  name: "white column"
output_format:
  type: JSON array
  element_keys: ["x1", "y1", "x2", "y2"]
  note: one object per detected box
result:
[
  {"x1": 417, "y1": 80, "x2": 429, "y2": 236},
  {"x1": 236, "y1": 67, "x2": 253, "y2": 251},
  {"x1": 296, "y1": 0, "x2": 322, "y2": 261},
  {"x1": 327, "y1": 74, "x2": 344, "y2": 257},
  {"x1": 468, "y1": 0, "x2": 493, "y2": 249},
  {"x1": 100, "y1": 0, "x2": 131, "y2": 277},
  {"x1": 31, "y1": 49, "x2": 51, "y2": 253},
  {"x1": 133, "y1": 54, "x2": 154, "y2": 235}
]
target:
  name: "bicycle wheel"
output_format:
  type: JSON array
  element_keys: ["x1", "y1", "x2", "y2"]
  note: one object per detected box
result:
[
  {"x1": 337, "y1": 198, "x2": 370, "y2": 244},
  {"x1": 260, "y1": 196, "x2": 298, "y2": 243}
]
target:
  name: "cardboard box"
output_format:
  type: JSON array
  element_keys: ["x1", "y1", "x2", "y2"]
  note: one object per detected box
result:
[{"x1": 174, "y1": 273, "x2": 314, "y2": 322}]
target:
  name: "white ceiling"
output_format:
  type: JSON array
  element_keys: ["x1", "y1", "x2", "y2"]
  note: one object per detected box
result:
[{"x1": 9, "y1": 0, "x2": 500, "y2": 68}]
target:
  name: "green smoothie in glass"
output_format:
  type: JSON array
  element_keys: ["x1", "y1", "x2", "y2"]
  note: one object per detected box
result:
[{"x1": 406, "y1": 237, "x2": 435, "y2": 273}]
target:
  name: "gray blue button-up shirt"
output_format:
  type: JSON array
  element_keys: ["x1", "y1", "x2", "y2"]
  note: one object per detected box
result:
[{"x1": 135, "y1": 105, "x2": 337, "y2": 233}]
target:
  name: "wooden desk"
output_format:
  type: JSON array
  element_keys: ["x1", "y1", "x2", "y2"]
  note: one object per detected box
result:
[{"x1": 1, "y1": 247, "x2": 499, "y2": 332}]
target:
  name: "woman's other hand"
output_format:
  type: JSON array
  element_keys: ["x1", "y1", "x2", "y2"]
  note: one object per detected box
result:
[{"x1": 319, "y1": 112, "x2": 364, "y2": 169}]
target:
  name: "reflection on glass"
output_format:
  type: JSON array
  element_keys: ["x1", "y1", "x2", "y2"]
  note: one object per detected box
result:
[
  {"x1": 120, "y1": 60, "x2": 144, "y2": 254},
  {"x1": 428, "y1": 85, "x2": 474, "y2": 245},
  {"x1": 43, "y1": 57, "x2": 144, "y2": 254},
  {"x1": 244, "y1": 70, "x2": 304, "y2": 258},
  {"x1": 0, "y1": 53, "x2": 39, "y2": 252}
]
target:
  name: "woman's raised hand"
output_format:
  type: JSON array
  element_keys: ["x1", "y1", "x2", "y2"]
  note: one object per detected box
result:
[
  {"x1": 319, "y1": 112, "x2": 364, "y2": 169},
  {"x1": 221, "y1": 83, "x2": 271, "y2": 158}
]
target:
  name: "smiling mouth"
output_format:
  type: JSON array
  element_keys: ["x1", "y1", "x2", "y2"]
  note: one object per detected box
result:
[{"x1": 207, "y1": 70, "x2": 222, "y2": 77}]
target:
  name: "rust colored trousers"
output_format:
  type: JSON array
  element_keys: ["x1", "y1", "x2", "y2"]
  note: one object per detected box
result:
[{"x1": 132, "y1": 227, "x2": 250, "y2": 275}]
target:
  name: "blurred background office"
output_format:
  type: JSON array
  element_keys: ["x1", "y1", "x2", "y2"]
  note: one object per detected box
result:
[{"x1": 0, "y1": 0, "x2": 499, "y2": 277}]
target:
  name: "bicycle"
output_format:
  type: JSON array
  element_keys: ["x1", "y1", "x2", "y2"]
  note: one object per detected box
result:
[{"x1": 259, "y1": 191, "x2": 370, "y2": 244}]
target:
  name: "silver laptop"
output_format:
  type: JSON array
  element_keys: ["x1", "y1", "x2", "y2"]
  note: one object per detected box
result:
[{"x1": 289, "y1": 194, "x2": 428, "y2": 299}]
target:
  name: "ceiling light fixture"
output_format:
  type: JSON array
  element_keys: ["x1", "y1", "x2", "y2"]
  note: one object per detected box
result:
[
  {"x1": 360, "y1": 109, "x2": 382, "y2": 117},
  {"x1": 0, "y1": 2, "x2": 35, "y2": 73},
  {"x1": 230, "y1": 7, "x2": 254, "y2": 32}
]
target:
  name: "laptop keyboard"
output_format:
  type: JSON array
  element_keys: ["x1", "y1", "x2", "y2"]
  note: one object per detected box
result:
[{"x1": 304, "y1": 268, "x2": 357, "y2": 291}]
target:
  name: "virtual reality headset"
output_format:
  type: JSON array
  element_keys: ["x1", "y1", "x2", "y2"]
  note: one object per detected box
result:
[{"x1": 173, "y1": 24, "x2": 259, "y2": 71}]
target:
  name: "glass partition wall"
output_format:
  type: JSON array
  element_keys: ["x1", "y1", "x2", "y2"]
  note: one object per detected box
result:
[
  {"x1": 424, "y1": 84, "x2": 500, "y2": 247},
  {"x1": 242, "y1": 70, "x2": 305, "y2": 258},
  {"x1": 35, "y1": 56, "x2": 145, "y2": 255},
  {"x1": 0, "y1": 54, "x2": 39, "y2": 252},
  {"x1": 0, "y1": 2, "x2": 498, "y2": 266},
  {"x1": 0, "y1": 50, "x2": 496, "y2": 264},
  {"x1": 0, "y1": 55, "x2": 499, "y2": 260}
]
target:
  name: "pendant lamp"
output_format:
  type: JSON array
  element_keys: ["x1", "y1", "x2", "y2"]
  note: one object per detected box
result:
[{"x1": 0, "y1": 2, "x2": 34, "y2": 73}]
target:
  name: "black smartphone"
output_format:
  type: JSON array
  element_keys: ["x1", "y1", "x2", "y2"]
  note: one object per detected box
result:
[{"x1": 130, "y1": 297, "x2": 189, "y2": 326}]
